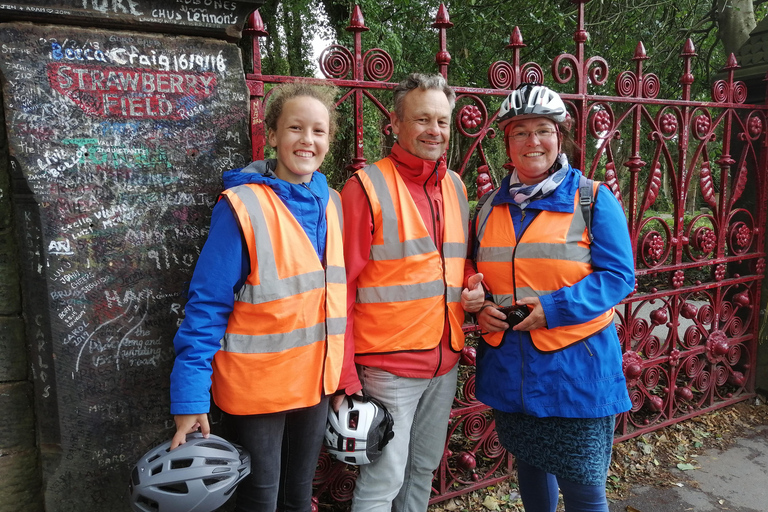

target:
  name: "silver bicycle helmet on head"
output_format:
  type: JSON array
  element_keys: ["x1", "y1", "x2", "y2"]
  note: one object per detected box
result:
[
  {"x1": 129, "y1": 433, "x2": 251, "y2": 512},
  {"x1": 497, "y1": 83, "x2": 567, "y2": 131},
  {"x1": 324, "y1": 395, "x2": 394, "y2": 465}
]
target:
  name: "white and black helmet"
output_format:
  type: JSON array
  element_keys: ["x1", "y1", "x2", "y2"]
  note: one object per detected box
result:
[
  {"x1": 324, "y1": 395, "x2": 395, "y2": 465},
  {"x1": 497, "y1": 83, "x2": 567, "y2": 130},
  {"x1": 129, "y1": 433, "x2": 251, "y2": 512}
]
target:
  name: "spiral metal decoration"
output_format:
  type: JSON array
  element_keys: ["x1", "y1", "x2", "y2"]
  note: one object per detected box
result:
[
  {"x1": 481, "y1": 431, "x2": 505, "y2": 459},
  {"x1": 715, "y1": 364, "x2": 730, "y2": 386},
  {"x1": 615, "y1": 71, "x2": 638, "y2": 97},
  {"x1": 318, "y1": 44, "x2": 354, "y2": 79},
  {"x1": 682, "y1": 354, "x2": 704, "y2": 378},
  {"x1": 698, "y1": 304, "x2": 715, "y2": 325},
  {"x1": 363, "y1": 48, "x2": 394, "y2": 82},
  {"x1": 328, "y1": 469, "x2": 357, "y2": 502},
  {"x1": 463, "y1": 413, "x2": 489, "y2": 441},
  {"x1": 487, "y1": 61, "x2": 544, "y2": 90},
  {"x1": 682, "y1": 325, "x2": 703, "y2": 349}
]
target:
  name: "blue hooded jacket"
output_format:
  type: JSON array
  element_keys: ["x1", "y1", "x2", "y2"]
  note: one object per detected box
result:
[
  {"x1": 170, "y1": 160, "x2": 330, "y2": 415},
  {"x1": 474, "y1": 165, "x2": 634, "y2": 418}
]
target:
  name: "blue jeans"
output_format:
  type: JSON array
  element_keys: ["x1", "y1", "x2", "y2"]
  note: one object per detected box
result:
[
  {"x1": 226, "y1": 396, "x2": 329, "y2": 512},
  {"x1": 516, "y1": 458, "x2": 609, "y2": 512},
  {"x1": 352, "y1": 364, "x2": 459, "y2": 512}
]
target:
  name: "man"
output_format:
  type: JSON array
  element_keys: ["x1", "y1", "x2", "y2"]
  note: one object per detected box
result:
[{"x1": 340, "y1": 73, "x2": 484, "y2": 512}]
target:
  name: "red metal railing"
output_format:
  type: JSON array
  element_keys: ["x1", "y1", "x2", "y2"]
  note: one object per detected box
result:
[{"x1": 244, "y1": 1, "x2": 765, "y2": 505}]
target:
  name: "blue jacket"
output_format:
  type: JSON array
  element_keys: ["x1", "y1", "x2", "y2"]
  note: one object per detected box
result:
[
  {"x1": 170, "y1": 160, "x2": 330, "y2": 415},
  {"x1": 474, "y1": 166, "x2": 634, "y2": 418}
]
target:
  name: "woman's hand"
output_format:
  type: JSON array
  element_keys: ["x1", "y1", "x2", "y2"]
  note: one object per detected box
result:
[
  {"x1": 475, "y1": 301, "x2": 509, "y2": 332},
  {"x1": 511, "y1": 296, "x2": 547, "y2": 331}
]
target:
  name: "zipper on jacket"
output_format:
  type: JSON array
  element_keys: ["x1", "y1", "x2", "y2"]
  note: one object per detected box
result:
[
  {"x1": 302, "y1": 182, "x2": 325, "y2": 260},
  {"x1": 582, "y1": 340, "x2": 594, "y2": 357},
  {"x1": 303, "y1": 181, "x2": 329, "y2": 395},
  {"x1": 425, "y1": 162, "x2": 445, "y2": 378},
  {"x1": 513, "y1": 207, "x2": 530, "y2": 413}
]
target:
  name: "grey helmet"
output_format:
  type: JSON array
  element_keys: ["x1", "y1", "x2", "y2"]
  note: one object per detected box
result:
[
  {"x1": 324, "y1": 395, "x2": 394, "y2": 465},
  {"x1": 129, "y1": 433, "x2": 250, "y2": 512},
  {"x1": 497, "y1": 83, "x2": 567, "y2": 131}
]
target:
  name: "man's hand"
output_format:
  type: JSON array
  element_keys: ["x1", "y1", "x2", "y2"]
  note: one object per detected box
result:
[
  {"x1": 171, "y1": 414, "x2": 210, "y2": 450},
  {"x1": 461, "y1": 273, "x2": 485, "y2": 313},
  {"x1": 475, "y1": 301, "x2": 509, "y2": 332},
  {"x1": 331, "y1": 391, "x2": 364, "y2": 412},
  {"x1": 511, "y1": 296, "x2": 547, "y2": 331}
]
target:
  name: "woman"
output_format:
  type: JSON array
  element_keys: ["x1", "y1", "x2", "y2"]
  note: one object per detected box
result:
[{"x1": 469, "y1": 84, "x2": 635, "y2": 512}]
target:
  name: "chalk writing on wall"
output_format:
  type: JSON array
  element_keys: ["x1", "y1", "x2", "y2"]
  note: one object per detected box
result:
[
  {"x1": 0, "y1": 0, "x2": 263, "y2": 39},
  {"x1": 0, "y1": 22, "x2": 249, "y2": 511}
]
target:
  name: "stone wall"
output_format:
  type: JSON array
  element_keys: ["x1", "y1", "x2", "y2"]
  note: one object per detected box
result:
[{"x1": 0, "y1": 1, "x2": 261, "y2": 509}]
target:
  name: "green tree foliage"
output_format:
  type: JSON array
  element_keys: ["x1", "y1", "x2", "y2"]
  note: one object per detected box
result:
[{"x1": 255, "y1": 1, "x2": 766, "y2": 193}]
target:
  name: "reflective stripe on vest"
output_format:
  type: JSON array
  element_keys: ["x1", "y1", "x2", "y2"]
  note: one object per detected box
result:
[
  {"x1": 476, "y1": 181, "x2": 614, "y2": 351},
  {"x1": 353, "y1": 158, "x2": 469, "y2": 354},
  {"x1": 212, "y1": 184, "x2": 346, "y2": 414}
]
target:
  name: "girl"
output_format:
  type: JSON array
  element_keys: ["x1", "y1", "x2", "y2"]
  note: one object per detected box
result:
[{"x1": 169, "y1": 82, "x2": 359, "y2": 512}]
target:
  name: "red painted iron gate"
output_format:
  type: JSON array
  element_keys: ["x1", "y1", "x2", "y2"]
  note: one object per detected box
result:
[{"x1": 244, "y1": 1, "x2": 765, "y2": 505}]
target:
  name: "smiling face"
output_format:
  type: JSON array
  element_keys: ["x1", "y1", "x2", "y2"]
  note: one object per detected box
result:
[
  {"x1": 391, "y1": 88, "x2": 452, "y2": 161},
  {"x1": 268, "y1": 96, "x2": 330, "y2": 184},
  {"x1": 504, "y1": 117, "x2": 561, "y2": 185}
]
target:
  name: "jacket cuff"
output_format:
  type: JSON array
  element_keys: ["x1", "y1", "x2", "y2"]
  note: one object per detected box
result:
[
  {"x1": 170, "y1": 401, "x2": 210, "y2": 416},
  {"x1": 538, "y1": 293, "x2": 559, "y2": 329}
]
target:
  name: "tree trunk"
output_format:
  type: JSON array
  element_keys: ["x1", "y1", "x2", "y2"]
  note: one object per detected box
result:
[{"x1": 716, "y1": 0, "x2": 757, "y2": 56}]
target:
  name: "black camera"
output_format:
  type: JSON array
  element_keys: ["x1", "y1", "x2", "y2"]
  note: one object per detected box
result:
[{"x1": 497, "y1": 305, "x2": 530, "y2": 328}]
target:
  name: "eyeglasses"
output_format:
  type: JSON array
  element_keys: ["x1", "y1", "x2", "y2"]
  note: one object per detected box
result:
[{"x1": 507, "y1": 129, "x2": 557, "y2": 142}]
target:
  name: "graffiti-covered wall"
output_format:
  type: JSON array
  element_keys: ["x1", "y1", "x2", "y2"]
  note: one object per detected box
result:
[{"x1": 0, "y1": 1, "x2": 261, "y2": 509}]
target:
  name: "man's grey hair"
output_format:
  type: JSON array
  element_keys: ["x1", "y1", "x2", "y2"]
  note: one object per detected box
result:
[{"x1": 392, "y1": 73, "x2": 456, "y2": 120}]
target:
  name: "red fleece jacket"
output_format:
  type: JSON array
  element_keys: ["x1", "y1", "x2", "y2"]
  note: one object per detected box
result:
[{"x1": 338, "y1": 143, "x2": 475, "y2": 394}]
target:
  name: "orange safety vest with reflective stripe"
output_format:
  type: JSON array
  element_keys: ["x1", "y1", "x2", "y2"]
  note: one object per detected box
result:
[
  {"x1": 352, "y1": 158, "x2": 469, "y2": 354},
  {"x1": 212, "y1": 184, "x2": 346, "y2": 415},
  {"x1": 475, "y1": 181, "x2": 614, "y2": 351}
]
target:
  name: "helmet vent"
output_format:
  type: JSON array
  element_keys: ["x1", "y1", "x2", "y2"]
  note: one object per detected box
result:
[
  {"x1": 158, "y1": 482, "x2": 189, "y2": 495},
  {"x1": 348, "y1": 410, "x2": 359, "y2": 430},
  {"x1": 204, "y1": 458, "x2": 230, "y2": 466},
  {"x1": 136, "y1": 495, "x2": 159, "y2": 511},
  {"x1": 198, "y1": 441, "x2": 232, "y2": 452},
  {"x1": 131, "y1": 466, "x2": 141, "y2": 486},
  {"x1": 170, "y1": 458, "x2": 194, "y2": 470},
  {"x1": 203, "y1": 476, "x2": 230, "y2": 488}
]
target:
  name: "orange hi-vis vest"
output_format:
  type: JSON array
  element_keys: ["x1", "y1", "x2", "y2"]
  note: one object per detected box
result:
[
  {"x1": 212, "y1": 184, "x2": 346, "y2": 415},
  {"x1": 475, "y1": 182, "x2": 614, "y2": 352},
  {"x1": 353, "y1": 158, "x2": 469, "y2": 354}
]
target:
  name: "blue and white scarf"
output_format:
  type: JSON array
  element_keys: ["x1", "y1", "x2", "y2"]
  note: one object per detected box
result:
[{"x1": 508, "y1": 153, "x2": 569, "y2": 209}]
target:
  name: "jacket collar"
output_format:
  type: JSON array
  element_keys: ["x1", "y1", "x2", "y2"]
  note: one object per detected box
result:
[{"x1": 389, "y1": 143, "x2": 447, "y2": 186}]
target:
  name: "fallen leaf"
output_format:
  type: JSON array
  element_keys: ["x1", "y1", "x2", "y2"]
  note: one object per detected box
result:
[
  {"x1": 482, "y1": 495, "x2": 500, "y2": 511},
  {"x1": 444, "y1": 500, "x2": 460, "y2": 511},
  {"x1": 677, "y1": 463, "x2": 696, "y2": 471}
]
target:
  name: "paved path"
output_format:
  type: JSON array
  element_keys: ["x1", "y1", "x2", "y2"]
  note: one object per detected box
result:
[{"x1": 609, "y1": 425, "x2": 768, "y2": 512}]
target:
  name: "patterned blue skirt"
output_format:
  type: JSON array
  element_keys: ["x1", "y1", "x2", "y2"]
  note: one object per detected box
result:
[{"x1": 494, "y1": 411, "x2": 615, "y2": 486}]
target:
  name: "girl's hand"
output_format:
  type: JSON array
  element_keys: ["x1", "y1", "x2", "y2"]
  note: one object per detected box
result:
[{"x1": 171, "y1": 414, "x2": 210, "y2": 450}]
